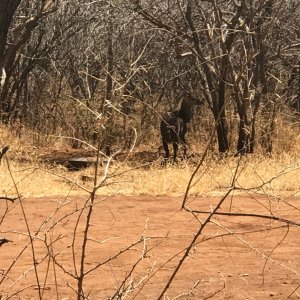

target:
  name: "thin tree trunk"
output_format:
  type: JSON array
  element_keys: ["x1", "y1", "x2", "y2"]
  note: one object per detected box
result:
[
  {"x1": 0, "y1": 0, "x2": 21, "y2": 59},
  {"x1": 101, "y1": 6, "x2": 114, "y2": 115}
]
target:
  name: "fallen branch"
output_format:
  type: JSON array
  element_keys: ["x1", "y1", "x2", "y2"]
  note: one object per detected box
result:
[
  {"x1": 191, "y1": 210, "x2": 300, "y2": 226},
  {"x1": 0, "y1": 196, "x2": 18, "y2": 202}
]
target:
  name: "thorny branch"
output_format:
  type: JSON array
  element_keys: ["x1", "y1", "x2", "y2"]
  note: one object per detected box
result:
[
  {"x1": 157, "y1": 155, "x2": 243, "y2": 299},
  {"x1": 4, "y1": 157, "x2": 43, "y2": 299},
  {"x1": 191, "y1": 210, "x2": 300, "y2": 227},
  {"x1": 211, "y1": 219, "x2": 300, "y2": 277}
]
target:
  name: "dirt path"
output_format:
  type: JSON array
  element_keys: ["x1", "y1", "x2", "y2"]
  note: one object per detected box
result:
[{"x1": 1, "y1": 195, "x2": 300, "y2": 299}]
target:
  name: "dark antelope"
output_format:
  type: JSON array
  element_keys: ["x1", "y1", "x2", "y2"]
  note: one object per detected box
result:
[{"x1": 160, "y1": 98, "x2": 193, "y2": 161}]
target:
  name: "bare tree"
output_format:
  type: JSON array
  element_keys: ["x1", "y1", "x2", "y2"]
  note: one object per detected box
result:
[
  {"x1": 132, "y1": 0, "x2": 300, "y2": 154},
  {"x1": 0, "y1": 0, "x2": 58, "y2": 123},
  {"x1": 0, "y1": 0, "x2": 299, "y2": 154},
  {"x1": 0, "y1": 0, "x2": 21, "y2": 90}
]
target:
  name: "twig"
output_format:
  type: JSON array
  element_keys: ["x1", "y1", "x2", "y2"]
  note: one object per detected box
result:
[
  {"x1": 211, "y1": 219, "x2": 300, "y2": 277},
  {"x1": 84, "y1": 238, "x2": 143, "y2": 276},
  {"x1": 0, "y1": 196, "x2": 18, "y2": 202},
  {"x1": 5, "y1": 156, "x2": 43, "y2": 299},
  {"x1": 182, "y1": 96, "x2": 228, "y2": 209},
  {"x1": 157, "y1": 155, "x2": 243, "y2": 299},
  {"x1": 261, "y1": 225, "x2": 290, "y2": 285},
  {"x1": 110, "y1": 256, "x2": 144, "y2": 299},
  {"x1": 191, "y1": 210, "x2": 300, "y2": 226}
]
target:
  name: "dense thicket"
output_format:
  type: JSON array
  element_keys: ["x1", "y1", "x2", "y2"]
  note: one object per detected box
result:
[{"x1": 0, "y1": 0, "x2": 299, "y2": 154}]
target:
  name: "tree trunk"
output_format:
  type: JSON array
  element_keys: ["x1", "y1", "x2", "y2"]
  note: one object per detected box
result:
[
  {"x1": 213, "y1": 80, "x2": 229, "y2": 153},
  {"x1": 0, "y1": 0, "x2": 21, "y2": 93},
  {"x1": 0, "y1": 0, "x2": 21, "y2": 59},
  {"x1": 101, "y1": 6, "x2": 114, "y2": 115},
  {"x1": 216, "y1": 119, "x2": 229, "y2": 153},
  {"x1": 237, "y1": 117, "x2": 250, "y2": 155}
]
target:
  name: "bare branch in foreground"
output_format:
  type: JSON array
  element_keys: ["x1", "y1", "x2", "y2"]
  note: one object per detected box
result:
[
  {"x1": 157, "y1": 154, "x2": 243, "y2": 299},
  {"x1": 211, "y1": 219, "x2": 300, "y2": 277},
  {"x1": 191, "y1": 210, "x2": 300, "y2": 226}
]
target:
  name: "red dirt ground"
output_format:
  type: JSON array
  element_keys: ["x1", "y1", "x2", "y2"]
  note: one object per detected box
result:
[{"x1": 1, "y1": 194, "x2": 300, "y2": 299}]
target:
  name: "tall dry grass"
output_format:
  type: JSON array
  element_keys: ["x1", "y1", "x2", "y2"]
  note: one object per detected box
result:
[{"x1": 1, "y1": 119, "x2": 299, "y2": 199}]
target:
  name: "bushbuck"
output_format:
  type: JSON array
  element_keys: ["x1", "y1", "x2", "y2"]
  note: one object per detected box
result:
[{"x1": 160, "y1": 98, "x2": 193, "y2": 162}]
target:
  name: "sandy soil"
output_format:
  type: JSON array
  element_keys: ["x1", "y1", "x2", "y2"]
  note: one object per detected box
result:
[{"x1": 1, "y1": 194, "x2": 300, "y2": 299}]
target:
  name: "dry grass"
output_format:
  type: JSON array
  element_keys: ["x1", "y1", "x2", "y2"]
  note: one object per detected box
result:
[
  {"x1": 1, "y1": 125, "x2": 300, "y2": 199},
  {"x1": 1, "y1": 153, "x2": 299, "y2": 199}
]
